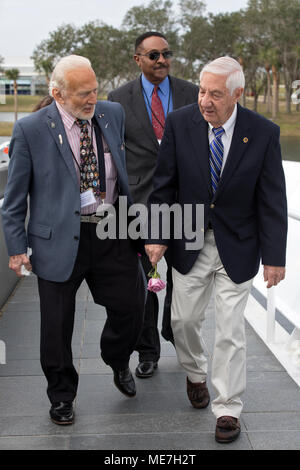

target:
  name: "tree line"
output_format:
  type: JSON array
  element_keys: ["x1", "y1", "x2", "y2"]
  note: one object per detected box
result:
[{"x1": 4, "y1": 0, "x2": 300, "y2": 119}]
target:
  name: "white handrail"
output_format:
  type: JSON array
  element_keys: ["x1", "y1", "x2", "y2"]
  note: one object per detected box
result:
[
  {"x1": 0, "y1": 340, "x2": 6, "y2": 364},
  {"x1": 288, "y1": 211, "x2": 300, "y2": 221},
  {"x1": 266, "y1": 287, "x2": 276, "y2": 343}
]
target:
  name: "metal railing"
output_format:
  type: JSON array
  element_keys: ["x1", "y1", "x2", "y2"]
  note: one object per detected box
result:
[
  {"x1": 0, "y1": 197, "x2": 19, "y2": 310},
  {"x1": 245, "y1": 207, "x2": 300, "y2": 386}
]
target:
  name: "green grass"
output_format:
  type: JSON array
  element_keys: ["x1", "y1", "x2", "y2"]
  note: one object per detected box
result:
[
  {"x1": 0, "y1": 95, "x2": 42, "y2": 112},
  {"x1": 245, "y1": 98, "x2": 300, "y2": 137},
  {"x1": 0, "y1": 122, "x2": 13, "y2": 136}
]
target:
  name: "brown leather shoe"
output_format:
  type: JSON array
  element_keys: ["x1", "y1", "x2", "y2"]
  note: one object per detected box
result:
[
  {"x1": 186, "y1": 377, "x2": 210, "y2": 409},
  {"x1": 215, "y1": 416, "x2": 241, "y2": 443}
]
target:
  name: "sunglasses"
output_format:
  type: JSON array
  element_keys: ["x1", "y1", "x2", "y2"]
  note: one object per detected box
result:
[{"x1": 137, "y1": 50, "x2": 173, "y2": 61}]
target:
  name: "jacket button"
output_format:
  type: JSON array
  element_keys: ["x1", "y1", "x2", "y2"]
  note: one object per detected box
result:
[
  {"x1": 75, "y1": 211, "x2": 80, "y2": 216},
  {"x1": 74, "y1": 236, "x2": 79, "y2": 240},
  {"x1": 210, "y1": 204, "x2": 215, "y2": 209}
]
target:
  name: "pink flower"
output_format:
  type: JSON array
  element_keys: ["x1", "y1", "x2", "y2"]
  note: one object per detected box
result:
[
  {"x1": 147, "y1": 277, "x2": 166, "y2": 292},
  {"x1": 147, "y1": 264, "x2": 166, "y2": 292}
]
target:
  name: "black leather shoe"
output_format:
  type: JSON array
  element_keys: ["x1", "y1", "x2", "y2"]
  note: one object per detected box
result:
[
  {"x1": 50, "y1": 401, "x2": 74, "y2": 425},
  {"x1": 113, "y1": 368, "x2": 136, "y2": 397},
  {"x1": 135, "y1": 361, "x2": 158, "y2": 378}
]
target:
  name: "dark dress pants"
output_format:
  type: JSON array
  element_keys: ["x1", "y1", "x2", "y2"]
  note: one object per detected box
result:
[
  {"x1": 38, "y1": 221, "x2": 146, "y2": 404},
  {"x1": 135, "y1": 253, "x2": 174, "y2": 362}
]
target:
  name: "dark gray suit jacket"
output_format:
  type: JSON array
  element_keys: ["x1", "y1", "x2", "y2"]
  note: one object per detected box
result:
[{"x1": 108, "y1": 75, "x2": 199, "y2": 204}]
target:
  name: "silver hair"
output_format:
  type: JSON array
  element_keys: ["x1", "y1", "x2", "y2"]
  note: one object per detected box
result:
[
  {"x1": 49, "y1": 55, "x2": 92, "y2": 96},
  {"x1": 200, "y1": 56, "x2": 245, "y2": 95}
]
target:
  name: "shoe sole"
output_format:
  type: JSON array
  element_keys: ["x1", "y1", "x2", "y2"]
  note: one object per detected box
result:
[
  {"x1": 113, "y1": 379, "x2": 136, "y2": 397},
  {"x1": 215, "y1": 431, "x2": 241, "y2": 444},
  {"x1": 50, "y1": 417, "x2": 74, "y2": 426},
  {"x1": 135, "y1": 364, "x2": 158, "y2": 378},
  {"x1": 190, "y1": 399, "x2": 210, "y2": 409}
]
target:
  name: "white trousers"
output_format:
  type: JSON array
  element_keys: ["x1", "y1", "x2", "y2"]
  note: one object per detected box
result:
[{"x1": 171, "y1": 230, "x2": 253, "y2": 419}]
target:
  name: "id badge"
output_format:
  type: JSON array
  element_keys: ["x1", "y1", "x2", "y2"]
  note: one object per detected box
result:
[{"x1": 80, "y1": 189, "x2": 96, "y2": 208}]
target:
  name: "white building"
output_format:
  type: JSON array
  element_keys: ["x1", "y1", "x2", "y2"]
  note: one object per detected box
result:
[{"x1": 0, "y1": 58, "x2": 47, "y2": 95}]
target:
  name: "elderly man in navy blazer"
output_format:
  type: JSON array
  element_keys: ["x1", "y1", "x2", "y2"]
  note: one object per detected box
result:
[
  {"x1": 2, "y1": 55, "x2": 146, "y2": 425},
  {"x1": 146, "y1": 56, "x2": 287, "y2": 443}
]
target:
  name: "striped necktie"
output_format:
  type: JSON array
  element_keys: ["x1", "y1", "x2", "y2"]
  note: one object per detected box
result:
[{"x1": 209, "y1": 126, "x2": 225, "y2": 194}]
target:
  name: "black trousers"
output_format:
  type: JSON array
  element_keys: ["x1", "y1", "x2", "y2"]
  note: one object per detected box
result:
[
  {"x1": 135, "y1": 254, "x2": 174, "y2": 362},
  {"x1": 38, "y1": 221, "x2": 146, "y2": 404}
]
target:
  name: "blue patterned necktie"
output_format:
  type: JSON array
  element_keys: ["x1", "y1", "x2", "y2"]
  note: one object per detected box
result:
[
  {"x1": 75, "y1": 118, "x2": 101, "y2": 198},
  {"x1": 209, "y1": 126, "x2": 225, "y2": 194}
]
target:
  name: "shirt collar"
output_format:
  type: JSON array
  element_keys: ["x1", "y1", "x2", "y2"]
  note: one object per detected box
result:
[
  {"x1": 55, "y1": 101, "x2": 92, "y2": 130},
  {"x1": 208, "y1": 103, "x2": 237, "y2": 137},
  {"x1": 141, "y1": 74, "x2": 170, "y2": 96}
]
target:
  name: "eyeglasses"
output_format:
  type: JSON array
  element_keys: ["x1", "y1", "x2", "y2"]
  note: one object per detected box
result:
[{"x1": 136, "y1": 50, "x2": 173, "y2": 61}]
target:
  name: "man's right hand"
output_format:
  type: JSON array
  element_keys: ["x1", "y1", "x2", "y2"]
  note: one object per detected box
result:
[
  {"x1": 9, "y1": 254, "x2": 32, "y2": 277},
  {"x1": 145, "y1": 244, "x2": 168, "y2": 266}
]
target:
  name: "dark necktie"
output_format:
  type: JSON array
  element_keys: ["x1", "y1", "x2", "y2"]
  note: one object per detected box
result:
[
  {"x1": 151, "y1": 85, "x2": 165, "y2": 140},
  {"x1": 75, "y1": 118, "x2": 101, "y2": 198},
  {"x1": 209, "y1": 126, "x2": 225, "y2": 194}
]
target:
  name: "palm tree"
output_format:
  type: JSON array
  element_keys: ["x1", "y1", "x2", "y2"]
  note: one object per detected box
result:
[{"x1": 5, "y1": 68, "x2": 20, "y2": 121}]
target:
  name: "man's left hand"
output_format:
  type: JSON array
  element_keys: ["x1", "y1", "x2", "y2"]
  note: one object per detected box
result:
[{"x1": 263, "y1": 265, "x2": 286, "y2": 288}]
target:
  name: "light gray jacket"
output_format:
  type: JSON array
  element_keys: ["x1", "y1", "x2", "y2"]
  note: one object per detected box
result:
[{"x1": 2, "y1": 100, "x2": 131, "y2": 282}]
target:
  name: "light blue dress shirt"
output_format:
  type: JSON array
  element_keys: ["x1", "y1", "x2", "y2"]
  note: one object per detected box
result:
[{"x1": 141, "y1": 74, "x2": 173, "y2": 123}]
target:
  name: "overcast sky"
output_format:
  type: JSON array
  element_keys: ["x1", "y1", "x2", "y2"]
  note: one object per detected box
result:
[{"x1": 0, "y1": 0, "x2": 248, "y2": 64}]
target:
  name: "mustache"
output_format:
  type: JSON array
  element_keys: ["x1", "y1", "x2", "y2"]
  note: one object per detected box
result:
[{"x1": 154, "y1": 64, "x2": 169, "y2": 69}]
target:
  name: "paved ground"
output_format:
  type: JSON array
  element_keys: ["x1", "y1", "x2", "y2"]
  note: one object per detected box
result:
[{"x1": 0, "y1": 263, "x2": 300, "y2": 451}]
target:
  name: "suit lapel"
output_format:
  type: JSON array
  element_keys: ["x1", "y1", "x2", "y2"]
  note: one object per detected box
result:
[
  {"x1": 93, "y1": 107, "x2": 124, "y2": 177},
  {"x1": 171, "y1": 76, "x2": 188, "y2": 110},
  {"x1": 45, "y1": 102, "x2": 78, "y2": 187},
  {"x1": 215, "y1": 104, "x2": 251, "y2": 199},
  {"x1": 129, "y1": 77, "x2": 159, "y2": 148},
  {"x1": 187, "y1": 106, "x2": 212, "y2": 195}
]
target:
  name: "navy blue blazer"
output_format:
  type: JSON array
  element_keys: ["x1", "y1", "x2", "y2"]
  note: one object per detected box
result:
[
  {"x1": 2, "y1": 100, "x2": 132, "y2": 282},
  {"x1": 147, "y1": 103, "x2": 288, "y2": 284}
]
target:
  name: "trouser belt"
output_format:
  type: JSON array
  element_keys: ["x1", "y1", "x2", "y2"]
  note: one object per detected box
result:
[{"x1": 80, "y1": 214, "x2": 107, "y2": 223}]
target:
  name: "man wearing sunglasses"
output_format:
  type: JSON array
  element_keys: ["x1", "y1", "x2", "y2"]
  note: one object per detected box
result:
[{"x1": 108, "y1": 31, "x2": 199, "y2": 380}]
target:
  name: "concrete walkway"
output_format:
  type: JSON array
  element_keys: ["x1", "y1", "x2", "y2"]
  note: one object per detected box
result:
[{"x1": 1, "y1": 264, "x2": 300, "y2": 451}]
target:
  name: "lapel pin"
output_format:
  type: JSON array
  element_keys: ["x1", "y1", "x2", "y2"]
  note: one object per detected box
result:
[
  {"x1": 243, "y1": 137, "x2": 248, "y2": 143},
  {"x1": 59, "y1": 134, "x2": 63, "y2": 145},
  {"x1": 98, "y1": 113, "x2": 105, "y2": 118},
  {"x1": 51, "y1": 122, "x2": 56, "y2": 128}
]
